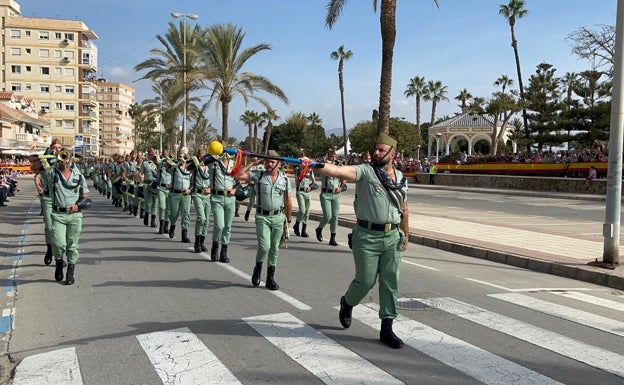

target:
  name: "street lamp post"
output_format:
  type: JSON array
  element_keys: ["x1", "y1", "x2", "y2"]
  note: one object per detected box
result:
[
  {"x1": 170, "y1": 12, "x2": 199, "y2": 154},
  {"x1": 435, "y1": 133, "x2": 442, "y2": 163},
  {"x1": 417, "y1": 144, "x2": 421, "y2": 161}
]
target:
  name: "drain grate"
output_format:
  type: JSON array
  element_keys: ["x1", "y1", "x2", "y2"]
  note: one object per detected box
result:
[{"x1": 397, "y1": 298, "x2": 434, "y2": 311}]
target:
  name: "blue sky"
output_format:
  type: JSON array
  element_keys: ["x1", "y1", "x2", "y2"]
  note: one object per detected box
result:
[{"x1": 23, "y1": 0, "x2": 617, "y2": 140}]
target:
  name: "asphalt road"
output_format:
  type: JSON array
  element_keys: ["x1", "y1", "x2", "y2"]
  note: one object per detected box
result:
[{"x1": 2, "y1": 180, "x2": 624, "y2": 384}]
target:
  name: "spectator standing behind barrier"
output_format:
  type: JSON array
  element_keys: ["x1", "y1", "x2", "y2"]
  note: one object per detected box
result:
[
  {"x1": 585, "y1": 165, "x2": 597, "y2": 185},
  {"x1": 428, "y1": 162, "x2": 438, "y2": 185},
  {"x1": 301, "y1": 133, "x2": 409, "y2": 349}
]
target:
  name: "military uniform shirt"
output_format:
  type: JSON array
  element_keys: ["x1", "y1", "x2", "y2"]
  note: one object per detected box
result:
[
  {"x1": 192, "y1": 166, "x2": 211, "y2": 190},
  {"x1": 296, "y1": 168, "x2": 315, "y2": 190},
  {"x1": 141, "y1": 160, "x2": 157, "y2": 182},
  {"x1": 157, "y1": 164, "x2": 173, "y2": 186},
  {"x1": 210, "y1": 159, "x2": 235, "y2": 191},
  {"x1": 51, "y1": 167, "x2": 89, "y2": 208},
  {"x1": 321, "y1": 174, "x2": 341, "y2": 191},
  {"x1": 353, "y1": 164, "x2": 406, "y2": 224},
  {"x1": 250, "y1": 170, "x2": 290, "y2": 211},
  {"x1": 171, "y1": 167, "x2": 192, "y2": 191}
]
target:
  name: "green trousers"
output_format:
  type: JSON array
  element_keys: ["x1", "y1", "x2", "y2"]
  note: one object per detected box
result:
[
  {"x1": 192, "y1": 193, "x2": 212, "y2": 236},
  {"x1": 143, "y1": 184, "x2": 157, "y2": 215},
  {"x1": 318, "y1": 192, "x2": 341, "y2": 232},
  {"x1": 255, "y1": 213, "x2": 285, "y2": 267},
  {"x1": 295, "y1": 191, "x2": 311, "y2": 224},
  {"x1": 344, "y1": 225, "x2": 402, "y2": 319},
  {"x1": 157, "y1": 187, "x2": 170, "y2": 221},
  {"x1": 168, "y1": 192, "x2": 191, "y2": 229},
  {"x1": 51, "y1": 211, "x2": 83, "y2": 264},
  {"x1": 210, "y1": 195, "x2": 235, "y2": 244},
  {"x1": 41, "y1": 195, "x2": 53, "y2": 244}
]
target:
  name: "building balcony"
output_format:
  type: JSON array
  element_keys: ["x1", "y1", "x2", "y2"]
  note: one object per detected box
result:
[{"x1": 14, "y1": 132, "x2": 52, "y2": 146}]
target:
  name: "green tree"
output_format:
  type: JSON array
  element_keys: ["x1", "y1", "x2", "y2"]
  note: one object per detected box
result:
[
  {"x1": 194, "y1": 23, "x2": 289, "y2": 142},
  {"x1": 494, "y1": 74, "x2": 514, "y2": 94},
  {"x1": 325, "y1": 0, "x2": 439, "y2": 136},
  {"x1": 330, "y1": 45, "x2": 353, "y2": 155},
  {"x1": 525, "y1": 62, "x2": 564, "y2": 151},
  {"x1": 423, "y1": 80, "x2": 448, "y2": 127},
  {"x1": 240, "y1": 110, "x2": 259, "y2": 150},
  {"x1": 499, "y1": 0, "x2": 529, "y2": 142},
  {"x1": 403, "y1": 75, "x2": 427, "y2": 140},
  {"x1": 454, "y1": 88, "x2": 472, "y2": 111},
  {"x1": 260, "y1": 107, "x2": 280, "y2": 153}
]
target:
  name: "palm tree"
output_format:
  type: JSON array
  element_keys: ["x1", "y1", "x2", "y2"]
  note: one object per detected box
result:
[
  {"x1": 494, "y1": 74, "x2": 514, "y2": 94},
  {"x1": 454, "y1": 88, "x2": 472, "y2": 112},
  {"x1": 325, "y1": 0, "x2": 440, "y2": 135},
  {"x1": 240, "y1": 110, "x2": 258, "y2": 150},
  {"x1": 307, "y1": 112, "x2": 323, "y2": 127},
  {"x1": 260, "y1": 107, "x2": 280, "y2": 153},
  {"x1": 134, "y1": 21, "x2": 202, "y2": 152},
  {"x1": 561, "y1": 72, "x2": 579, "y2": 111},
  {"x1": 194, "y1": 23, "x2": 289, "y2": 142},
  {"x1": 330, "y1": 45, "x2": 353, "y2": 154},
  {"x1": 423, "y1": 80, "x2": 449, "y2": 127},
  {"x1": 403, "y1": 76, "x2": 427, "y2": 140},
  {"x1": 499, "y1": 0, "x2": 529, "y2": 140}
]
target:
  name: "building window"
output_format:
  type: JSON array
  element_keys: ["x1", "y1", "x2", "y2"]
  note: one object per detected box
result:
[
  {"x1": 39, "y1": 31, "x2": 49, "y2": 40},
  {"x1": 55, "y1": 32, "x2": 62, "y2": 39},
  {"x1": 11, "y1": 65, "x2": 20, "y2": 74},
  {"x1": 55, "y1": 85, "x2": 62, "y2": 93},
  {"x1": 25, "y1": 84, "x2": 31, "y2": 90},
  {"x1": 25, "y1": 66, "x2": 31, "y2": 72},
  {"x1": 64, "y1": 51, "x2": 74, "y2": 59},
  {"x1": 65, "y1": 86, "x2": 75, "y2": 94},
  {"x1": 40, "y1": 103, "x2": 50, "y2": 112},
  {"x1": 10, "y1": 48, "x2": 21, "y2": 56},
  {"x1": 11, "y1": 84, "x2": 21, "y2": 91},
  {"x1": 65, "y1": 120, "x2": 75, "y2": 128},
  {"x1": 55, "y1": 103, "x2": 62, "y2": 110},
  {"x1": 64, "y1": 33, "x2": 74, "y2": 41},
  {"x1": 10, "y1": 30, "x2": 20, "y2": 38},
  {"x1": 64, "y1": 68, "x2": 74, "y2": 77},
  {"x1": 55, "y1": 68, "x2": 62, "y2": 75},
  {"x1": 40, "y1": 84, "x2": 50, "y2": 92},
  {"x1": 25, "y1": 48, "x2": 31, "y2": 54},
  {"x1": 40, "y1": 67, "x2": 50, "y2": 75},
  {"x1": 65, "y1": 104, "x2": 75, "y2": 111},
  {"x1": 55, "y1": 120, "x2": 63, "y2": 127},
  {"x1": 25, "y1": 31, "x2": 30, "y2": 36},
  {"x1": 39, "y1": 49, "x2": 50, "y2": 58}
]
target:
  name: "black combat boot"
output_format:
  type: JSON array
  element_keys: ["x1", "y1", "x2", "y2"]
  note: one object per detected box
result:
[
  {"x1": 316, "y1": 227, "x2": 323, "y2": 242},
  {"x1": 158, "y1": 220, "x2": 164, "y2": 234},
  {"x1": 210, "y1": 242, "x2": 219, "y2": 261},
  {"x1": 293, "y1": 221, "x2": 300, "y2": 236},
  {"x1": 219, "y1": 244, "x2": 229, "y2": 263},
  {"x1": 65, "y1": 264, "x2": 75, "y2": 286},
  {"x1": 140, "y1": 208, "x2": 145, "y2": 219},
  {"x1": 380, "y1": 319, "x2": 404, "y2": 349},
  {"x1": 143, "y1": 212, "x2": 149, "y2": 226},
  {"x1": 329, "y1": 233, "x2": 338, "y2": 246},
  {"x1": 128, "y1": 204, "x2": 134, "y2": 215},
  {"x1": 301, "y1": 224, "x2": 309, "y2": 238},
  {"x1": 234, "y1": 207, "x2": 240, "y2": 217},
  {"x1": 54, "y1": 259, "x2": 64, "y2": 282},
  {"x1": 163, "y1": 221, "x2": 169, "y2": 234},
  {"x1": 339, "y1": 296, "x2": 353, "y2": 329},
  {"x1": 194, "y1": 235, "x2": 201, "y2": 253},
  {"x1": 181, "y1": 229, "x2": 190, "y2": 243},
  {"x1": 251, "y1": 262, "x2": 263, "y2": 286},
  {"x1": 168, "y1": 225, "x2": 176, "y2": 239},
  {"x1": 348, "y1": 233, "x2": 353, "y2": 250},
  {"x1": 44, "y1": 243, "x2": 53, "y2": 265},
  {"x1": 265, "y1": 265, "x2": 279, "y2": 290},
  {"x1": 199, "y1": 236, "x2": 207, "y2": 252},
  {"x1": 123, "y1": 201, "x2": 128, "y2": 211},
  {"x1": 244, "y1": 210, "x2": 250, "y2": 221},
  {"x1": 112, "y1": 197, "x2": 116, "y2": 206},
  {"x1": 150, "y1": 214, "x2": 157, "y2": 228},
  {"x1": 133, "y1": 205, "x2": 138, "y2": 217}
]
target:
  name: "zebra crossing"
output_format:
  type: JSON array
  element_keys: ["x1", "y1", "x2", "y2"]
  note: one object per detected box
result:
[{"x1": 10, "y1": 291, "x2": 624, "y2": 385}]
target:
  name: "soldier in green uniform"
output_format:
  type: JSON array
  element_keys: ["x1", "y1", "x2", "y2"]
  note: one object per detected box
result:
[
  {"x1": 315, "y1": 149, "x2": 345, "y2": 246},
  {"x1": 49, "y1": 148, "x2": 90, "y2": 285},
  {"x1": 168, "y1": 153, "x2": 192, "y2": 243},
  {"x1": 141, "y1": 149, "x2": 159, "y2": 228},
  {"x1": 243, "y1": 158, "x2": 263, "y2": 221},
  {"x1": 236, "y1": 150, "x2": 292, "y2": 290},
  {"x1": 302, "y1": 133, "x2": 409, "y2": 349},
  {"x1": 209, "y1": 152, "x2": 236, "y2": 262},
  {"x1": 293, "y1": 165, "x2": 315, "y2": 238},
  {"x1": 191, "y1": 149, "x2": 212, "y2": 252},
  {"x1": 156, "y1": 153, "x2": 173, "y2": 234},
  {"x1": 108, "y1": 154, "x2": 123, "y2": 207}
]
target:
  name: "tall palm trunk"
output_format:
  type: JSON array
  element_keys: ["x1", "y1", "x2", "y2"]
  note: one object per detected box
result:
[
  {"x1": 221, "y1": 100, "x2": 230, "y2": 143},
  {"x1": 253, "y1": 124, "x2": 258, "y2": 153},
  {"x1": 377, "y1": 0, "x2": 396, "y2": 135},
  {"x1": 511, "y1": 24, "x2": 529, "y2": 149},
  {"x1": 338, "y1": 59, "x2": 347, "y2": 155}
]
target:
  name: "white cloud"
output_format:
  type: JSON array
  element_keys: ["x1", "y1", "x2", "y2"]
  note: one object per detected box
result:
[{"x1": 108, "y1": 66, "x2": 131, "y2": 79}]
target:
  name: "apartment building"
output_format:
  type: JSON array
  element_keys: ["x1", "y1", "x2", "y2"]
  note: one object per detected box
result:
[
  {"x1": 97, "y1": 79, "x2": 135, "y2": 157},
  {"x1": 0, "y1": 0, "x2": 100, "y2": 156}
]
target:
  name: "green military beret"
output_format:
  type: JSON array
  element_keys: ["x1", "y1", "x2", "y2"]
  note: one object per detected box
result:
[{"x1": 377, "y1": 133, "x2": 397, "y2": 148}]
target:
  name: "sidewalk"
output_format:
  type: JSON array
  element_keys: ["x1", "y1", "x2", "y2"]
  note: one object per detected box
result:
[{"x1": 304, "y1": 182, "x2": 624, "y2": 291}]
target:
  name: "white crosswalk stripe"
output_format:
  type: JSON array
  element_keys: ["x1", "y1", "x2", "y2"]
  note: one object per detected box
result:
[
  {"x1": 9, "y1": 291, "x2": 624, "y2": 384},
  {"x1": 417, "y1": 297, "x2": 624, "y2": 379}
]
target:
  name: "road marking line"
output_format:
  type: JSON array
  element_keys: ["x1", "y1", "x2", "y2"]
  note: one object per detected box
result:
[
  {"x1": 489, "y1": 293, "x2": 624, "y2": 337},
  {"x1": 465, "y1": 278, "x2": 595, "y2": 293},
  {"x1": 137, "y1": 327, "x2": 241, "y2": 385},
  {"x1": 418, "y1": 297, "x2": 624, "y2": 379},
  {"x1": 402, "y1": 260, "x2": 441, "y2": 271},
  {"x1": 11, "y1": 347, "x2": 83, "y2": 385},
  {"x1": 243, "y1": 312, "x2": 404, "y2": 385},
  {"x1": 352, "y1": 303, "x2": 563, "y2": 385},
  {"x1": 554, "y1": 291, "x2": 624, "y2": 312}
]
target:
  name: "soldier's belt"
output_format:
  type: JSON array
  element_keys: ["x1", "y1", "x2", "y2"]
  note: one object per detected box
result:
[
  {"x1": 257, "y1": 208, "x2": 283, "y2": 216},
  {"x1": 357, "y1": 219, "x2": 399, "y2": 232},
  {"x1": 194, "y1": 188, "x2": 210, "y2": 195},
  {"x1": 213, "y1": 190, "x2": 228, "y2": 196},
  {"x1": 322, "y1": 188, "x2": 340, "y2": 194},
  {"x1": 52, "y1": 206, "x2": 78, "y2": 214}
]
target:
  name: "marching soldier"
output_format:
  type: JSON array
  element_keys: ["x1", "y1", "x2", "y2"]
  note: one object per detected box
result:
[
  {"x1": 109, "y1": 154, "x2": 124, "y2": 208},
  {"x1": 315, "y1": 148, "x2": 345, "y2": 246},
  {"x1": 49, "y1": 148, "x2": 90, "y2": 285},
  {"x1": 243, "y1": 157, "x2": 263, "y2": 221},
  {"x1": 209, "y1": 150, "x2": 237, "y2": 263},
  {"x1": 156, "y1": 151, "x2": 174, "y2": 234},
  {"x1": 293, "y1": 164, "x2": 315, "y2": 238},
  {"x1": 236, "y1": 150, "x2": 292, "y2": 290},
  {"x1": 191, "y1": 149, "x2": 212, "y2": 252},
  {"x1": 168, "y1": 152, "x2": 192, "y2": 243},
  {"x1": 141, "y1": 149, "x2": 159, "y2": 227}
]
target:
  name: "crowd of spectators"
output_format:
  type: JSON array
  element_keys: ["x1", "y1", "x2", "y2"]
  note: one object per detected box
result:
[{"x1": 0, "y1": 168, "x2": 19, "y2": 206}]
